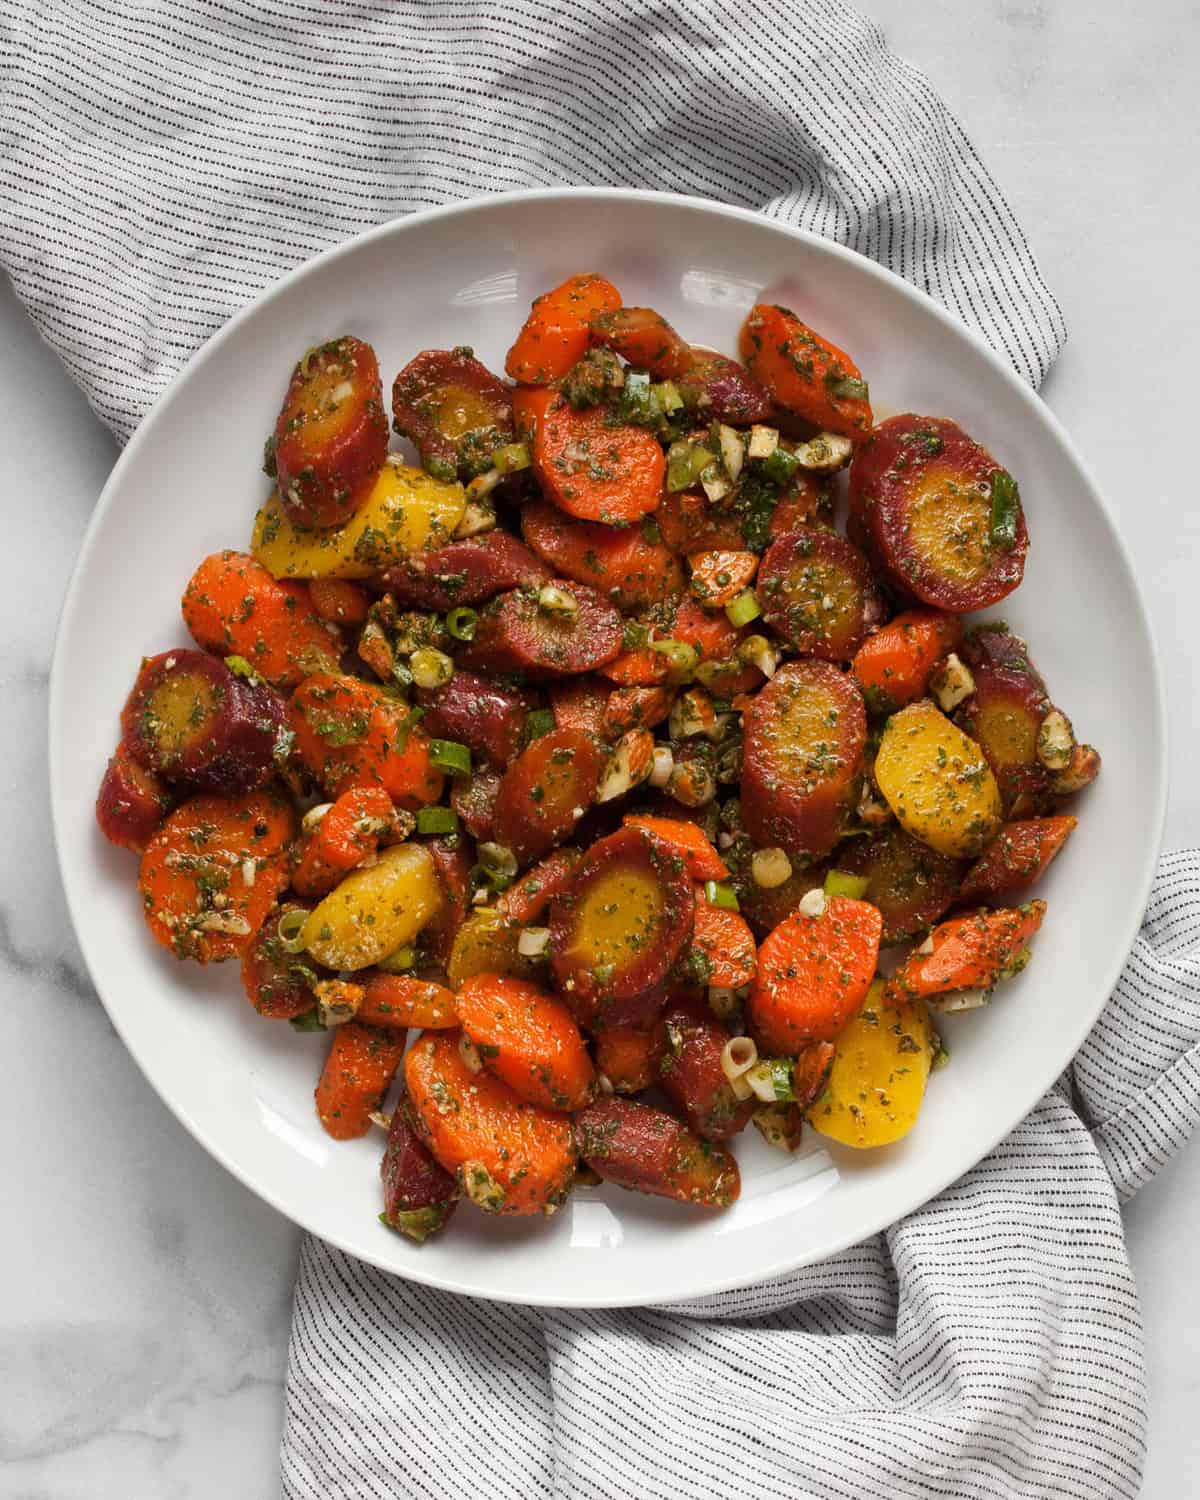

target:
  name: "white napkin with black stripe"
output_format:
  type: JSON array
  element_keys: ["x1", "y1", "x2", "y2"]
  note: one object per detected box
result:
[{"x1": 3, "y1": 3, "x2": 1195, "y2": 1496}]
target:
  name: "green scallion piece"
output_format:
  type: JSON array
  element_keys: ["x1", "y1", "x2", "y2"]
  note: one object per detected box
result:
[
  {"x1": 445, "y1": 606, "x2": 478, "y2": 641},
  {"x1": 666, "y1": 440, "x2": 715, "y2": 492},
  {"x1": 276, "y1": 908, "x2": 309, "y2": 954},
  {"x1": 826, "y1": 374, "x2": 869, "y2": 402},
  {"x1": 375, "y1": 945, "x2": 417, "y2": 974},
  {"x1": 492, "y1": 442, "x2": 531, "y2": 475},
  {"x1": 649, "y1": 637, "x2": 699, "y2": 682},
  {"x1": 654, "y1": 380, "x2": 684, "y2": 415},
  {"x1": 724, "y1": 589, "x2": 762, "y2": 628},
  {"x1": 416, "y1": 806, "x2": 459, "y2": 835},
  {"x1": 523, "y1": 708, "x2": 555, "y2": 744},
  {"x1": 762, "y1": 1057, "x2": 796, "y2": 1101},
  {"x1": 429, "y1": 738, "x2": 471, "y2": 775},
  {"x1": 824, "y1": 870, "x2": 870, "y2": 900},
  {"x1": 224, "y1": 654, "x2": 261, "y2": 682},
  {"x1": 989, "y1": 469, "x2": 1020, "y2": 552},
  {"x1": 620, "y1": 370, "x2": 653, "y2": 422},
  {"x1": 761, "y1": 446, "x2": 801, "y2": 485},
  {"x1": 289, "y1": 1009, "x2": 325, "y2": 1033},
  {"x1": 704, "y1": 880, "x2": 741, "y2": 912}
]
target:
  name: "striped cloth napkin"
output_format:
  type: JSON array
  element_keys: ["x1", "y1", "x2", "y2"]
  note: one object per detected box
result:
[{"x1": 3, "y1": 3, "x2": 1196, "y2": 1496}]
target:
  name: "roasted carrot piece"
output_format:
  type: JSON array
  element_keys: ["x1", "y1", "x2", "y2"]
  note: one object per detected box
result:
[
  {"x1": 548, "y1": 675, "x2": 612, "y2": 739},
  {"x1": 270, "y1": 335, "x2": 389, "y2": 528},
  {"x1": 182, "y1": 551, "x2": 338, "y2": 689},
  {"x1": 594, "y1": 1024, "x2": 663, "y2": 1094},
  {"x1": 497, "y1": 847, "x2": 582, "y2": 925},
  {"x1": 288, "y1": 672, "x2": 444, "y2": 807},
  {"x1": 405, "y1": 1031, "x2": 576, "y2": 1214},
  {"x1": 511, "y1": 384, "x2": 559, "y2": 443},
  {"x1": 533, "y1": 395, "x2": 665, "y2": 524},
  {"x1": 886, "y1": 901, "x2": 1047, "y2": 1003},
  {"x1": 852, "y1": 609, "x2": 963, "y2": 715},
  {"x1": 959, "y1": 818, "x2": 1077, "y2": 903},
  {"x1": 690, "y1": 892, "x2": 757, "y2": 988},
  {"x1": 308, "y1": 578, "x2": 370, "y2": 627},
  {"x1": 505, "y1": 274, "x2": 622, "y2": 385},
  {"x1": 315, "y1": 1021, "x2": 407, "y2": 1141},
  {"x1": 588, "y1": 306, "x2": 691, "y2": 378},
  {"x1": 750, "y1": 896, "x2": 882, "y2": 1049},
  {"x1": 604, "y1": 686, "x2": 674, "y2": 736},
  {"x1": 623, "y1": 814, "x2": 729, "y2": 883},
  {"x1": 688, "y1": 550, "x2": 759, "y2": 609},
  {"x1": 292, "y1": 786, "x2": 398, "y2": 898},
  {"x1": 739, "y1": 303, "x2": 873, "y2": 440},
  {"x1": 96, "y1": 743, "x2": 176, "y2": 852},
  {"x1": 456, "y1": 974, "x2": 595, "y2": 1111},
  {"x1": 599, "y1": 647, "x2": 669, "y2": 687},
  {"x1": 357, "y1": 972, "x2": 458, "y2": 1029},
  {"x1": 574, "y1": 1096, "x2": 740, "y2": 1207},
  {"x1": 138, "y1": 788, "x2": 295, "y2": 963},
  {"x1": 656, "y1": 488, "x2": 746, "y2": 556},
  {"x1": 521, "y1": 500, "x2": 683, "y2": 610}
]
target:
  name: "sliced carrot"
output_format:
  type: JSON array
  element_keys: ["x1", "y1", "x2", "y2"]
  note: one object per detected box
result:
[
  {"x1": 315, "y1": 1022, "x2": 407, "y2": 1141},
  {"x1": 594, "y1": 1024, "x2": 662, "y2": 1094},
  {"x1": 750, "y1": 896, "x2": 882, "y2": 1049},
  {"x1": 533, "y1": 395, "x2": 664, "y2": 524},
  {"x1": 182, "y1": 551, "x2": 338, "y2": 689},
  {"x1": 689, "y1": 550, "x2": 758, "y2": 609},
  {"x1": 599, "y1": 647, "x2": 669, "y2": 686},
  {"x1": 656, "y1": 488, "x2": 746, "y2": 555},
  {"x1": 521, "y1": 500, "x2": 683, "y2": 611},
  {"x1": 405, "y1": 1031, "x2": 576, "y2": 1214},
  {"x1": 357, "y1": 972, "x2": 457, "y2": 1029},
  {"x1": 497, "y1": 848, "x2": 582, "y2": 925},
  {"x1": 505, "y1": 274, "x2": 622, "y2": 385},
  {"x1": 959, "y1": 818, "x2": 1077, "y2": 903},
  {"x1": 511, "y1": 384, "x2": 559, "y2": 443},
  {"x1": 690, "y1": 892, "x2": 757, "y2": 988},
  {"x1": 308, "y1": 579, "x2": 370, "y2": 627},
  {"x1": 886, "y1": 901, "x2": 1047, "y2": 1003},
  {"x1": 288, "y1": 672, "x2": 444, "y2": 807},
  {"x1": 456, "y1": 974, "x2": 595, "y2": 1111},
  {"x1": 604, "y1": 686, "x2": 674, "y2": 736},
  {"x1": 588, "y1": 306, "x2": 691, "y2": 378},
  {"x1": 851, "y1": 609, "x2": 963, "y2": 715},
  {"x1": 548, "y1": 675, "x2": 612, "y2": 739},
  {"x1": 623, "y1": 814, "x2": 729, "y2": 883},
  {"x1": 768, "y1": 473, "x2": 832, "y2": 537},
  {"x1": 138, "y1": 788, "x2": 295, "y2": 963},
  {"x1": 739, "y1": 303, "x2": 873, "y2": 440},
  {"x1": 292, "y1": 786, "x2": 398, "y2": 898}
]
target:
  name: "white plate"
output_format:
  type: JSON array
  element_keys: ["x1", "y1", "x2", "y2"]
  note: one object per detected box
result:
[{"x1": 50, "y1": 189, "x2": 1166, "y2": 1307}]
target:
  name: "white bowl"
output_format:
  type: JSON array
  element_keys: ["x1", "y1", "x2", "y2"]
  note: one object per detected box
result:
[{"x1": 50, "y1": 189, "x2": 1166, "y2": 1307}]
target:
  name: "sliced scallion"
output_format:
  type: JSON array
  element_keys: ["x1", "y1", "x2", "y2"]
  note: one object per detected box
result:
[
  {"x1": 429, "y1": 738, "x2": 471, "y2": 775},
  {"x1": 276, "y1": 908, "x2": 309, "y2": 954},
  {"x1": 724, "y1": 589, "x2": 761, "y2": 628},
  {"x1": 989, "y1": 469, "x2": 1020, "y2": 552},
  {"x1": 445, "y1": 607, "x2": 478, "y2": 641},
  {"x1": 823, "y1": 869, "x2": 870, "y2": 900},
  {"x1": 416, "y1": 806, "x2": 459, "y2": 835},
  {"x1": 704, "y1": 880, "x2": 741, "y2": 912},
  {"x1": 375, "y1": 945, "x2": 417, "y2": 974}
]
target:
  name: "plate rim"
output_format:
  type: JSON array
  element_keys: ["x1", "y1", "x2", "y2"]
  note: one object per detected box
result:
[{"x1": 49, "y1": 187, "x2": 1169, "y2": 1306}]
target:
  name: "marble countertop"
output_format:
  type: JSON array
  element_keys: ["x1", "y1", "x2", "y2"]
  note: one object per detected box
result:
[{"x1": 3, "y1": 3, "x2": 1198, "y2": 1494}]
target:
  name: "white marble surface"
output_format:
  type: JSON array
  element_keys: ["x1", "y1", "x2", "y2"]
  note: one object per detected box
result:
[{"x1": 2, "y1": 3, "x2": 1198, "y2": 1495}]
